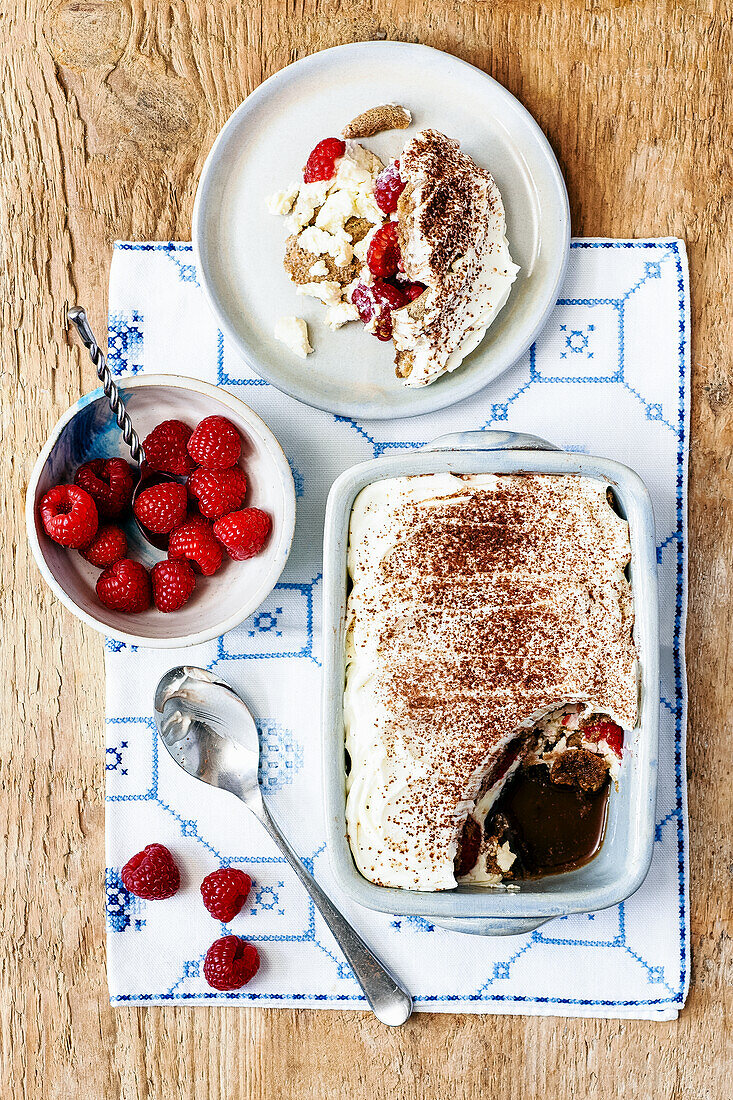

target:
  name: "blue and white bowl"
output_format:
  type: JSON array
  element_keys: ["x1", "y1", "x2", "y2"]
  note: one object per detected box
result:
[{"x1": 26, "y1": 375, "x2": 296, "y2": 649}]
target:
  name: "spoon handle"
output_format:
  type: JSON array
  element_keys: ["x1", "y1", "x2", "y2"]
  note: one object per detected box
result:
[
  {"x1": 67, "y1": 306, "x2": 145, "y2": 466},
  {"x1": 257, "y1": 804, "x2": 412, "y2": 1026}
]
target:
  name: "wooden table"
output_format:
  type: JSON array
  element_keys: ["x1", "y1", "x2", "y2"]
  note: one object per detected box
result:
[{"x1": 4, "y1": 3, "x2": 731, "y2": 1097}]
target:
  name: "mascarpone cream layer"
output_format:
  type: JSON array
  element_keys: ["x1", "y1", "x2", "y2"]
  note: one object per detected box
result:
[
  {"x1": 393, "y1": 130, "x2": 520, "y2": 386},
  {"x1": 344, "y1": 473, "x2": 638, "y2": 891}
]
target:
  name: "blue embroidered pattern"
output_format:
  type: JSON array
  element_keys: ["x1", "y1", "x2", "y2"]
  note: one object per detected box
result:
[{"x1": 105, "y1": 239, "x2": 688, "y2": 1011}]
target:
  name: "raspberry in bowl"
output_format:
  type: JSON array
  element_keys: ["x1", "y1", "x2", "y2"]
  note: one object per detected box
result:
[{"x1": 26, "y1": 375, "x2": 296, "y2": 648}]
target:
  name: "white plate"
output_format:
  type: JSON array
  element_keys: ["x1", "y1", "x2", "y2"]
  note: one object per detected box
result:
[{"x1": 193, "y1": 42, "x2": 570, "y2": 419}]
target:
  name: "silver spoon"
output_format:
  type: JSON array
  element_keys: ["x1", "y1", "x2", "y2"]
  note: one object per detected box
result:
[
  {"x1": 67, "y1": 305, "x2": 181, "y2": 550},
  {"x1": 153, "y1": 665, "x2": 413, "y2": 1027}
]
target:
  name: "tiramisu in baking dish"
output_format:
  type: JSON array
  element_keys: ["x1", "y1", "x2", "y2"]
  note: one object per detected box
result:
[
  {"x1": 267, "y1": 107, "x2": 519, "y2": 386},
  {"x1": 343, "y1": 473, "x2": 638, "y2": 892}
]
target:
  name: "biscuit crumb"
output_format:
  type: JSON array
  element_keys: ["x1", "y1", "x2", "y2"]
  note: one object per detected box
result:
[{"x1": 342, "y1": 104, "x2": 412, "y2": 140}]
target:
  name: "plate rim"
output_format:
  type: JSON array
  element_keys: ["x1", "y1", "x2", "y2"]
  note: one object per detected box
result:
[{"x1": 193, "y1": 41, "x2": 571, "y2": 420}]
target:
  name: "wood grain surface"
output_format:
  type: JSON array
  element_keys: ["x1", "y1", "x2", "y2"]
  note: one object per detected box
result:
[{"x1": 2, "y1": 2, "x2": 732, "y2": 1097}]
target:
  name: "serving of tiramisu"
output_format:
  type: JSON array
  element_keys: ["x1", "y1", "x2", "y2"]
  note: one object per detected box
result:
[
  {"x1": 343, "y1": 473, "x2": 638, "y2": 892},
  {"x1": 267, "y1": 108, "x2": 519, "y2": 386}
]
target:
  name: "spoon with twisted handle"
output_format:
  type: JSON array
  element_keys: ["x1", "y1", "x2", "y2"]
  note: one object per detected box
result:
[
  {"x1": 67, "y1": 306, "x2": 180, "y2": 549},
  {"x1": 153, "y1": 665, "x2": 413, "y2": 1027}
]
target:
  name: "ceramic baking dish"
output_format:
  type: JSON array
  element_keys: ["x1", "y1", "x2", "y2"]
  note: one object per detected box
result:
[{"x1": 321, "y1": 430, "x2": 660, "y2": 935}]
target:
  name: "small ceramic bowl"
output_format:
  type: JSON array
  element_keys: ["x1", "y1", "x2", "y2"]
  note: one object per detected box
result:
[{"x1": 26, "y1": 375, "x2": 296, "y2": 649}]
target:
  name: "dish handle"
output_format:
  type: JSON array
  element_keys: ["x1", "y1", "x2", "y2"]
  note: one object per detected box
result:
[
  {"x1": 432, "y1": 915, "x2": 551, "y2": 936},
  {"x1": 423, "y1": 430, "x2": 562, "y2": 453}
]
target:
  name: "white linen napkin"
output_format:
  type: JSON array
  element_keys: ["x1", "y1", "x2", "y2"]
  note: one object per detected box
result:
[{"x1": 105, "y1": 238, "x2": 689, "y2": 1019}]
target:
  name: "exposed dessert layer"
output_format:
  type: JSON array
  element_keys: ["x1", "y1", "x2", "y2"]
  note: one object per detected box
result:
[
  {"x1": 267, "y1": 121, "x2": 519, "y2": 378},
  {"x1": 344, "y1": 473, "x2": 638, "y2": 892},
  {"x1": 392, "y1": 129, "x2": 520, "y2": 386}
]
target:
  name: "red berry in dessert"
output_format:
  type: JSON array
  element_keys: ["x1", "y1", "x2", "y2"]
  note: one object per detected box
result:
[
  {"x1": 133, "y1": 482, "x2": 188, "y2": 534},
  {"x1": 188, "y1": 466, "x2": 248, "y2": 520},
  {"x1": 200, "y1": 868, "x2": 252, "y2": 922},
  {"x1": 169, "y1": 519, "x2": 223, "y2": 576},
  {"x1": 373, "y1": 160, "x2": 406, "y2": 214},
  {"x1": 583, "y1": 720, "x2": 624, "y2": 759},
  {"x1": 96, "y1": 558, "x2": 151, "y2": 613},
  {"x1": 121, "y1": 843, "x2": 180, "y2": 900},
  {"x1": 350, "y1": 282, "x2": 375, "y2": 324},
  {"x1": 80, "y1": 524, "x2": 128, "y2": 568},
  {"x1": 40, "y1": 484, "x2": 99, "y2": 548},
  {"x1": 203, "y1": 935, "x2": 260, "y2": 991},
  {"x1": 151, "y1": 559, "x2": 196, "y2": 612},
  {"x1": 213, "y1": 508, "x2": 271, "y2": 561},
  {"x1": 142, "y1": 419, "x2": 196, "y2": 477},
  {"x1": 187, "y1": 415, "x2": 242, "y2": 471},
  {"x1": 367, "y1": 221, "x2": 401, "y2": 278},
  {"x1": 303, "y1": 137, "x2": 346, "y2": 183},
  {"x1": 75, "y1": 457, "x2": 135, "y2": 517},
  {"x1": 403, "y1": 281, "x2": 426, "y2": 302},
  {"x1": 372, "y1": 279, "x2": 408, "y2": 310}
]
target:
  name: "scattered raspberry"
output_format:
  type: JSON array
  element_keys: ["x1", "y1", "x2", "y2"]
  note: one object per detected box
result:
[
  {"x1": 583, "y1": 720, "x2": 624, "y2": 759},
  {"x1": 200, "y1": 868, "x2": 252, "y2": 922},
  {"x1": 133, "y1": 482, "x2": 188, "y2": 534},
  {"x1": 350, "y1": 282, "x2": 375, "y2": 324},
  {"x1": 121, "y1": 843, "x2": 180, "y2": 900},
  {"x1": 367, "y1": 222, "x2": 401, "y2": 278},
  {"x1": 142, "y1": 420, "x2": 195, "y2": 477},
  {"x1": 373, "y1": 160, "x2": 406, "y2": 214},
  {"x1": 74, "y1": 457, "x2": 135, "y2": 517},
  {"x1": 169, "y1": 520, "x2": 223, "y2": 576},
  {"x1": 188, "y1": 466, "x2": 248, "y2": 520},
  {"x1": 187, "y1": 416, "x2": 241, "y2": 471},
  {"x1": 80, "y1": 524, "x2": 128, "y2": 568},
  {"x1": 40, "y1": 485, "x2": 99, "y2": 548},
  {"x1": 303, "y1": 137, "x2": 345, "y2": 183},
  {"x1": 213, "y1": 508, "x2": 271, "y2": 561},
  {"x1": 151, "y1": 559, "x2": 196, "y2": 612},
  {"x1": 203, "y1": 936, "x2": 260, "y2": 991},
  {"x1": 96, "y1": 558, "x2": 151, "y2": 613}
]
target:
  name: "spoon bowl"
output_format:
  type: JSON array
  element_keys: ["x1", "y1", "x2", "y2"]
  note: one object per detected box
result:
[{"x1": 154, "y1": 665, "x2": 413, "y2": 1026}]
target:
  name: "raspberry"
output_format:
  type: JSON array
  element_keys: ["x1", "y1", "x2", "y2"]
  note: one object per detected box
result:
[
  {"x1": 40, "y1": 485, "x2": 99, "y2": 548},
  {"x1": 203, "y1": 936, "x2": 260, "y2": 991},
  {"x1": 367, "y1": 222, "x2": 401, "y2": 278},
  {"x1": 74, "y1": 458, "x2": 135, "y2": 517},
  {"x1": 372, "y1": 279, "x2": 408, "y2": 310},
  {"x1": 350, "y1": 282, "x2": 375, "y2": 324},
  {"x1": 200, "y1": 868, "x2": 252, "y2": 922},
  {"x1": 80, "y1": 524, "x2": 128, "y2": 568},
  {"x1": 96, "y1": 559, "x2": 151, "y2": 613},
  {"x1": 188, "y1": 466, "x2": 248, "y2": 520},
  {"x1": 403, "y1": 281, "x2": 426, "y2": 302},
  {"x1": 121, "y1": 843, "x2": 180, "y2": 900},
  {"x1": 373, "y1": 161, "x2": 406, "y2": 214},
  {"x1": 373, "y1": 313, "x2": 394, "y2": 341},
  {"x1": 143, "y1": 420, "x2": 195, "y2": 477},
  {"x1": 169, "y1": 520, "x2": 223, "y2": 576},
  {"x1": 583, "y1": 720, "x2": 624, "y2": 759},
  {"x1": 187, "y1": 416, "x2": 241, "y2": 471},
  {"x1": 370, "y1": 280, "x2": 410, "y2": 342},
  {"x1": 303, "y1": 137, "x2": 345, "y2": 183},
  {"x1": 133, "y1": 482, "x2": 188, "y2": 534},
  {"x1": 213, "y1": 508, "x2": 271, "y2": 561},
  {"x1": 151, "y1": 559, "x2": 196, "y2": 612}
]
